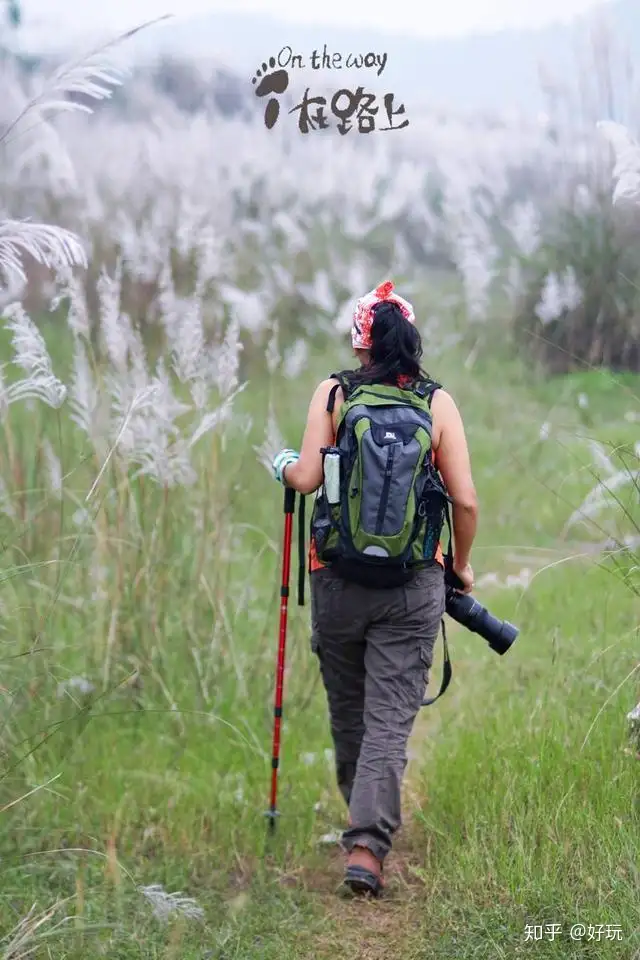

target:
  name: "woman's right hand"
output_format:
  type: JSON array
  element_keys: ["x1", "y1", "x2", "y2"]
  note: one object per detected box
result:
[{"x1": 452, "y1": 561, "x2": 474, "y2": 594}]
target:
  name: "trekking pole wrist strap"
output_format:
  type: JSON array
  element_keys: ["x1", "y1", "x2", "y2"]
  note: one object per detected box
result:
[{"x1": 273, "y1": 449, "x2": 299, "y2": 485}]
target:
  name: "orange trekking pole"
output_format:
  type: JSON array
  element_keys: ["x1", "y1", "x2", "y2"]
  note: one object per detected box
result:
[{"x1": 266, "y1": 486, "x2": 296, "y2": 832}]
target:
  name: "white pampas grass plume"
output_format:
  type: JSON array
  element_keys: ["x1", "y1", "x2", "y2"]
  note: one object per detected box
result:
[
  {"x1": 283, "y1": 339, "x2": 309, "y2": 379},
  {"x1": 586, "y1": 440, "x2": 617, "y2": 478},
  {"x1": 0, "y1": 900, "x2": 72, "y2": 958},
  {"x1": 140, "y1": 884, "x2": 204, "y2": 923},
  {"x1": 189, "y1": 385, "x2": 245, "y2": 449},
  {"x1": 42, "y1": 439, "x2": 63, "y2": 493},
  {"x1": 534, "y1": 267, "x2": 582, "y2": 325},
  {"x1": 0, "y1": 19, "x2": 171, "y2": 292},
  {"x1": 265, "y1": 321, "x2": 280, "y2": 376},
  {"x1": 0, "y1": 221, "x2": 86, "y2": 290},
  {"x1": 506, "y1": 200, "x2": 541, "y2": 257},
  {"x1": 563, "y1": 465, "x2": 639, "y2": 533},
  {"x1": 2, "y1": 303, "x2": 67, "y2": 408},
  {"x1": 254, "y1": 404, "x2": 286, "y2": 476},
  {"x1": 597, "y1": 120, "x2": 640, "y2": 210},
  {"x1": 212, "y1": 317, "x2": 242, "y2": 400},
  {"x1": 0, "y1": 17, "x2": 172, "y2": 148},
  {"x1": 51, "y1": 271, "x2": 91, "y2": 340},
  {"x1": 69, "y1": 335, "x2": 101, "y2": 441}
]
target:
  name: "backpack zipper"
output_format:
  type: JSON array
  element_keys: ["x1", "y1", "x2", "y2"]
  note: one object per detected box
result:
[
  {"x1": 339, "y1": 406, "x2": 432, "y2": 445},
  {"x1": 338, "y1": 392, "x2": 433, "y2": 430},
  {"x1": 375, "y1": 444, "x2": 396, "y2": 535}
]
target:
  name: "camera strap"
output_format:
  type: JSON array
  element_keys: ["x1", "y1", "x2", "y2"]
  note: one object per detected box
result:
[
  {"x1": 421, "y1": 618, "x2": 452, "y2": 707},
  {"x1": 443, "y1": 491, "x2": 454, "y2": 569},
  {"x1": 421, "y1": 489, "x2": 454, "y2": 707}
]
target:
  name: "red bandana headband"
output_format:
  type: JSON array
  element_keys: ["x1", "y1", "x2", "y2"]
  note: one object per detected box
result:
[{"x1": 351, "y1": 280, "x2": 416, "y2": 350}]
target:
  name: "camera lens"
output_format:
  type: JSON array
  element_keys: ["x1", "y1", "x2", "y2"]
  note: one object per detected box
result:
[
  {"x1": 445, "y1": 588, "x2": 519, "y2": 655},
  {"x1": 487, "y1": 620, "x2": 519, "y2": 656}
]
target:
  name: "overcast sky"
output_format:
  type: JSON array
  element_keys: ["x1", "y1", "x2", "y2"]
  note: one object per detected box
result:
[{"x1": 17, "y1": 0, "x2": 613, "y2": 47}]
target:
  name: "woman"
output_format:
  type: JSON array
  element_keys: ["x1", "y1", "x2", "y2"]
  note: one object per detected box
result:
[{"x1": 272, "y1": 281, "x2": 478, "y2": 896}]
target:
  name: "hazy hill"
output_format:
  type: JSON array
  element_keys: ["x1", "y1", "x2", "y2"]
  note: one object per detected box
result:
[{"x1": 122, "y1": 0, "x2": 639, "y2": 118}]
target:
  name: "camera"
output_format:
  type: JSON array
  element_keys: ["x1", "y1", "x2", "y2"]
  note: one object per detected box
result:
[{"x1": 444, "y1": 565, "x2": 519, "y2": 656}]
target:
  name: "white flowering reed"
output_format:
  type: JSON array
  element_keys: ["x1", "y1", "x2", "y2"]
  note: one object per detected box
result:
[
  {"x1": 534, "y1": 267, "x2": 583, "y2": 325},
  {"x1": 1, "y1": 303, "x2": 66, "y2": 410},
  {"x1": 140, "y1": 885, "x2": 205, "y2": 923},
  {"x1": 1, "y1": 900, "x2": 72, "y2": 960},
  {"x1": 597, "y1": 120, "x2": 640, "y2": 211}
]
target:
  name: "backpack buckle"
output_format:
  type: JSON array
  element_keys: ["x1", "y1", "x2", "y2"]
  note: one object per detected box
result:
[{"x1": 414, "y1": 381, "x2": 428, "y2": 399}]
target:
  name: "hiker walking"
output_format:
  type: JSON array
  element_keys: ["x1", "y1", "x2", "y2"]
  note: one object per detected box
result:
[{"x1": 271, "y1": 280, "x2": 479, "y2": 896}]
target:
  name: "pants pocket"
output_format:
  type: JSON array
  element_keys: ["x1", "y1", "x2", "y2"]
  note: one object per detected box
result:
[
  {"x1": 310, "y1": 595, "x2": 321, "y2": 658},
  {"x1": 418, "y1": 629, "x2": 438, "y2": 688},
  {"x1": 310, "y1": 570, "x2": 344, "y2": 657}
]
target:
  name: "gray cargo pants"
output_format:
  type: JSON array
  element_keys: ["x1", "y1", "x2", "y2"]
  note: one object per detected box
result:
[{"x1": 310, "y1": 562, "x2": 446, "y2": 864}]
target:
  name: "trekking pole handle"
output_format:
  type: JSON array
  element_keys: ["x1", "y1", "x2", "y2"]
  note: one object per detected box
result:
[{"x1": 283, "y1": 486, "x2": 295, "y2": 514}]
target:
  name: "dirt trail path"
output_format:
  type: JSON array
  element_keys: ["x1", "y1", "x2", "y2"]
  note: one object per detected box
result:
[{"x1": 296, "y1": 624, "x2": 475, "y2": 960}]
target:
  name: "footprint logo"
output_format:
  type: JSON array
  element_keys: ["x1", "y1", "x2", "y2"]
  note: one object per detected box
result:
[{"x1": 251, "y1": 56, "x2": 289, "y2": 129}]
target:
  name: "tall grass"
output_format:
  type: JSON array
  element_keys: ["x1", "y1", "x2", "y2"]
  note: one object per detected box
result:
[{"x1": 4, "y1": 340, "x2": 638, "y2": 959}]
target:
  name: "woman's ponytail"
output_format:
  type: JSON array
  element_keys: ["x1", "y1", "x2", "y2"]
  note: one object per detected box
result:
[{"x1": 351, "y1": 300, "x2": 426, "y2": 385}]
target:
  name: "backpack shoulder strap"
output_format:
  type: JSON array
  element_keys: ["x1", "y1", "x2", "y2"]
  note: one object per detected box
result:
[
  {"x1": 413, "y1": 378, "x2": 443, "y2": 405},
  {"x1": 326, "y1": 371, "x2": 352, "y2": 413}
]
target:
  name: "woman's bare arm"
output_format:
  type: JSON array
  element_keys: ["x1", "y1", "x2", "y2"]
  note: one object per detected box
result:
[
  {"x1": 431, "y1": 390, "x2": 478, "y2": 569},
  {"x1": 282, "y1": 379, "x2": 337, "y2": 495}
]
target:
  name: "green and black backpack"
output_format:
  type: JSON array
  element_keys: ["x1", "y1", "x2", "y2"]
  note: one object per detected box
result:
[{"x1": 310, "y1": 371, "x2": 452, "y2": 589}]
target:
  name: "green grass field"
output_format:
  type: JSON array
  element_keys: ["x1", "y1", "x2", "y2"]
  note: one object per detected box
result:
[{"x1": 1, "y1": 318, "x2": 639, "y2": 959}]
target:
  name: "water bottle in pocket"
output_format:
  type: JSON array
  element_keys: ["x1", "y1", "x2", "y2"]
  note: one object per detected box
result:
[{"x1": 321, "y1": 446, "x2": 341, "y2": 505}]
